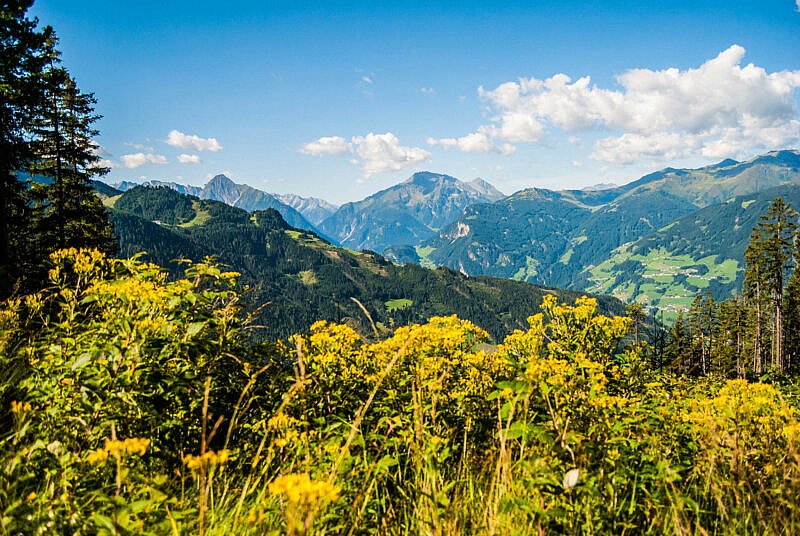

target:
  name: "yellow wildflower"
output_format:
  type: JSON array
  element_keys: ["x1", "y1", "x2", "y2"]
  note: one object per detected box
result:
[
  {"x1": 10, "y1": 400, "x2": 32, "y2": 414},
  {"x1": 268, "y1": 473, "x2": 340, "y2": 505},
  {"x1": 86, "y1": 437, "x2": 150, "y2": 464},
  {"x1": 183, "y1": 449, "x2": 231, "y2": 470}
]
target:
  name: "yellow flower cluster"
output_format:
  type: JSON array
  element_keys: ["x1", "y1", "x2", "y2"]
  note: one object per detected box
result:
[
  {"x1": 267, "y1": 413, "x2": 304, "y2": 448},
  {"x1": 47, "y1": 248, "x2": 109, "y2": 283},
  {"x1": 268, "y1": 413, "x2": 300, "y2": 430},
  {"x1": 91, "y1": 278, "x2": 172, "y2": 306},
  {"x1": 0, "y1": 301, "x2": 22, "y2": 354},
  {"x1": 371, "y1": 315, "x2": 496, "y2": 391},
  {"x1": 85, "y1": 437, "x2": 150, "y2": 464},
  {"x1": 498, "y1": 313, "x2": 545, "y2": 364},
  {"x1": 132, "y1": 317, "x2": 169, "y2": 337},
  {"x1": 268, "y1": 473, "x2": 340, "y2": 505},
  {"x1": 526, "y1": 357, "x2": 573, "y2": 388},
  {"x1": 297, "y1": 321, "x2": 367, "y2": 382},
  {"x1": 183, "y1": 449, "x2": 231, "y2": 470},
  {"x1": 686, "y1": 380, "x2": 795, "y2": 423},
  {"x1": 10, "y1": 400, "x2": 32, "y2": 414},
  {"x1": 292, "y1": 316, "x2": 506, "y2": 428},
  {"x1": 71, "y1": 248, "x2": 107, "y2": 276},
  {"x1": 686, "y1": 379, "x2": 799, "y2": 460},
  {"x1": 23, "y1": 293, "x2": 43, "y2": 313}
]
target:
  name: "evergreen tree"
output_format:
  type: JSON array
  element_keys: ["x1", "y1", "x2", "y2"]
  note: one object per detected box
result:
[
  {"x1": 756, "y1": 198, "x2": 797, "y2": 372},
  {"x1": 1, "y1": 3, "x2": 113, "y2": 293},
  {"x1": 625, "y1": 302, "x2": 646, "y2": 345},
  {"x1": 28, "y1": 60, "x2": 114, "y2": 256},
  {"x1": 785, "y1": 241, "x2": 800, "y2": 374},
  {"x1": 645, "y1": 308, "x2": 667, "y2": 371},
  {"x1": 687, "y1": 293, "x2": 717, "y2": 376},
  {"x1": 0, "y1": 0, "x2": 49, "y2": 295},
  {"x1": 744, "y1": 227, "x2": 770, "y2": 375},
  {"x1": 715, "y1": 297, "x2": 747, "y2": 378},
  {"x1": 666, "y1": 312, "x2": 691, "y2": 374}
]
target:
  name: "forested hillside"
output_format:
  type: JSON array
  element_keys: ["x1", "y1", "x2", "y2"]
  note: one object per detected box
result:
[
  {"x1": 397, "y1": 151, "x2": 800, "y2": 315},
  {"x1": 582, "y1": 185, "x2": 800, "y2": 316},
  {"x1": 108, "y1": 186, "x2": 625, "y2": 340},
  {"x1": 114, "y1": 174, "x2": 321, "y2": 236}
]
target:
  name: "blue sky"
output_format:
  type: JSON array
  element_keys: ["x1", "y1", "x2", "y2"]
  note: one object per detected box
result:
[{"x1": 30, "y1": 0, "x2": 800, "y2": 204}]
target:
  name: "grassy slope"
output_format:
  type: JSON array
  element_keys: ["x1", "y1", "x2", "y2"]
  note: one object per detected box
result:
[
  {"x1": 411, "y1": 151, "x2": 800, "y2": 316},
  {"x1": 580, "y1": 184, "x2": 800, "y2": 320}
]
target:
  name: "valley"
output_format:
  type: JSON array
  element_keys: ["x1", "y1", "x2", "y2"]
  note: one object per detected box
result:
[
  {"x1": 103, "y1": 184, "x2": 626, "y2": 341},
  {"x1": 112, "y1": 150, "x2": 800, "y2": 320}
]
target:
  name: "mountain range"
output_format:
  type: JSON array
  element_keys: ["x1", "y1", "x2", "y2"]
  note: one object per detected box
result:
[
  {"x1": 111, "y1": 171, "x2": 506, "y2": 254},
  {"x1": 113, "y1": 175, "x2": 320, "y2": 233},
  {"x1": 105, "y1": 149, "x2": 800, "y2": 320},
  {"x1": 386, "y1": 150, "x2": 800, "y2": 319},
  {"x1": 102, "y1": 185, "x2": 624, "y2": 340},
  {"x1": 318, "y1": 172, "x2": 505, "y2": 252}
]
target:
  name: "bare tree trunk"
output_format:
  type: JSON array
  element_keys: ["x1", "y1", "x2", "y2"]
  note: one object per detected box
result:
[
  {"x1": 776, "y1": 297, "x2": 783, "y2": 373},
  {"x1": 754, "y1": 281, "x2": 762, "y2": 375}
]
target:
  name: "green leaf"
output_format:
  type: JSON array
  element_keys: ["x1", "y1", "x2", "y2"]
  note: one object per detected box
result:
[
  {"x1": 71, "y1": 352, "x2": 93, "y2": 371},
  {"x1": 186, "y1": 321, "x2": 206, "y2": 338},
  {"x1": 505, "y1": 421, "x2": 527, "y2": 439}
]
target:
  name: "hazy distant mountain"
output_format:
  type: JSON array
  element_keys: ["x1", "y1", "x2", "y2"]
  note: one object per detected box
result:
[
  {"x1": 200, "y1": 175, "x2": 324, "y2": 234},
  {"x1": 466, "y1": 178, "x2": 506, "y2": 199},
  {"x1": 582, "y1": 182, "x2": 618, "y2": 191},
  {"x1": 112, "y1": 175, "x2": 320, "y2": 235},
  {"x1": 401, "y1": 150, "x2": 800, "y2": 317},
  {"x1": 113, "y1": 180, "x2": 202, "y2": 197},
  {"x1": 320, "y1": 171, "x2": 505, "y2": 252},
  {"x1": 275, "y1": 193, "x2": 338, "y2": 225}
]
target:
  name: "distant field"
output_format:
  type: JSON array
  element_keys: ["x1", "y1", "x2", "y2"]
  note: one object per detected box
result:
[{"x1": 585, "y1": 245, "x2": 740, "y2": 321}]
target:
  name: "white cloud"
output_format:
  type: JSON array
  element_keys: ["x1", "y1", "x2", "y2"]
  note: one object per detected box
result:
[
  {"x1": 124, "y1": 142, "x2": 154, "y2": 152},
  {"x1": 362, "y1": 75, "x2": 373, "y2": 84},
  {"x1": 442, "y1": 45, "x2": 800, "y2": 165},
  {"x1": 120, "y1": 153, "x2": 168, "y2": 169},
  {"x1": 796, "y1": 0, "x2": 800, "y2": 11},
  {"x1": 427, "y1": 127, "x2": 516, "y2": 155},
  {"x1": 300, "y1": 136, "x2": 349, "y2": 156},
  {"x1": 427, "y1": 130, "x2": 494, "y2": 153},
  {"x1": 351, "y1": 133, "x2": 431, "y2": 177},
  {"x1": 425, "y1": 126, "x2": 517, "y2": 155},
  {"x1": 98, "y1": 159, "x2": 115, "y2": 169},
  {"x1": 166, "y1": 130, "x2": 223, "y2": 152},
  {"x1": 419, "y1": 87, "x2": 435, "y2": 95},
  {"x1": 301, "y1": 132, "x2": 430, "y2": 178},
  {"x1": 177, "y1": 153, "x2": 201, "y2": 164}
]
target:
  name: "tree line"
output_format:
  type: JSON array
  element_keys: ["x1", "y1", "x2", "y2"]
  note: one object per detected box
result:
[
  {"x1": 659, "y1": 197, "x2": 800, "y2": 378},
  {"x1": 1, "y1": 0, "x2": 114, "y2": 297}
]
